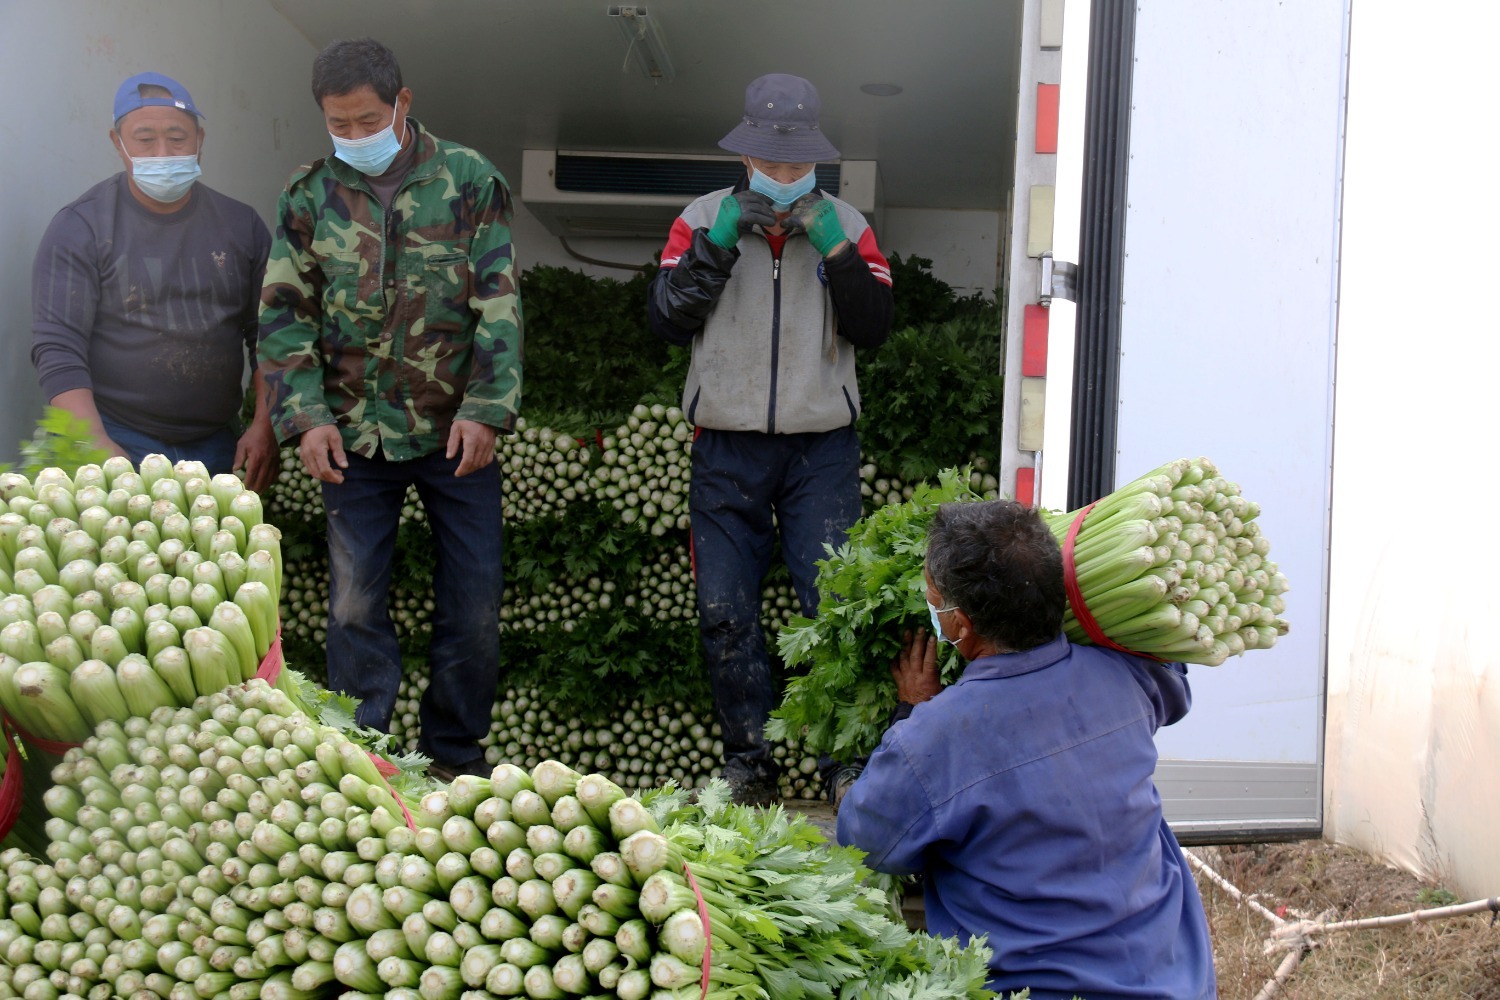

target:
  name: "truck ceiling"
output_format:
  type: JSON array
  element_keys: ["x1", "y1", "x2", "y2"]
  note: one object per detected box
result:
[{"x1": 267, "y1": 0, "x2": 1021, "y2": 212}]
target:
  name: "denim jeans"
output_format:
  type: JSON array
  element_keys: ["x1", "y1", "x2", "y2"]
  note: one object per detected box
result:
[
  {"x1": 689, "y1": 426, "x2": 863, "y2": 776},
  {"x1": 98, "y1": 415, "x2": 238, "y2": 474},
  {"x1": 323, "y1": 449, "x2": 504, "y2": 766}
]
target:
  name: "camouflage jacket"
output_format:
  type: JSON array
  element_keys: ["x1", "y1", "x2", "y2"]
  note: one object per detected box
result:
[{"x1": 257, "y1": 119, "x2": 522, "y2": 461}]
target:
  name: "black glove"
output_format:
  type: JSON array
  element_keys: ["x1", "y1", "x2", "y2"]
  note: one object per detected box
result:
[
  {"x1": 706, "y1": 189, "x2": 779, "y2": 248},
  {"x1": 783, "y1": 191, "x2": 850, "y2": 257}
]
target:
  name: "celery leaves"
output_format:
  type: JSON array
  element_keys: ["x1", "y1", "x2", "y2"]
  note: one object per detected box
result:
[{"x1": 769, "y1": 469, "x2": 982, "y2": 760}]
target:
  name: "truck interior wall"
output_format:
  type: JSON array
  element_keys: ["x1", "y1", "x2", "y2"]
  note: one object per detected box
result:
[
  {"x1": 1325, "y1": 4, "x2": 1500, "y2": 901},
  {"x1": 0, "y1": 0, "x2": 324, "y2": 464}
]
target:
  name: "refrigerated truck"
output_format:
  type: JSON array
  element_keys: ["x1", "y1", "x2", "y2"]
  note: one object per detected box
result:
[{"x1": 1, "y1": 0, "x2": 1347, "y2": 845}]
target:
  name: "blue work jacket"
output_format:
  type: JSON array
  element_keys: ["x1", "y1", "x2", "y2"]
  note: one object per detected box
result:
[{"x1": 836, "y1": 635, "x2": 1217, "y2": 1000}]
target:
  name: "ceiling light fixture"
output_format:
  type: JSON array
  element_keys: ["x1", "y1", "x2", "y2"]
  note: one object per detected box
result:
[
  {"x1": 609, "y1": 6, "x2": 675, "y2": 83},
  {"x1": 860, "y1": 83, "x2": 903, "y2": 97}
]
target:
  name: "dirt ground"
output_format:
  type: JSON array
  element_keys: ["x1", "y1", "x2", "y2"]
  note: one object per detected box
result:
[{"x1": 1192, "y1": 840, "x2": 1500, "y2": 999}]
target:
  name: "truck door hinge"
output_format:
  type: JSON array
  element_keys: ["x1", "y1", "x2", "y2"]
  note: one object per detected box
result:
[{"x1": 1039, "y1": 252, "x2": 1078, "y2": 306}]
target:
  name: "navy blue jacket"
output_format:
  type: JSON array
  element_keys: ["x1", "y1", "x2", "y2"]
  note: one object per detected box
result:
[{"x1": 837, "y1": 635, "x2": 1217, "y2": 1000}]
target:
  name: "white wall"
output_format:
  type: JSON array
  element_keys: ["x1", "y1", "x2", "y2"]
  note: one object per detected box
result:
[
  {"x1": 509, "y1": 210, "x2": 660, "y2": 280},
  {"x1": 881, "y1": 209, "x2": 1002, "y2": 298},
  {"x1": 1325, "y1": 5, "x2": 1500, "y2": 898},
  {"x1": 0, "y1": 0, "x2": 324, "y2": 463}
]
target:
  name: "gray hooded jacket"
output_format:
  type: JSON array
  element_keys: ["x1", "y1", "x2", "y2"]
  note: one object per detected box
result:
[{"x1": 648, "y1": 186, "x2": 892, "y2": 434}]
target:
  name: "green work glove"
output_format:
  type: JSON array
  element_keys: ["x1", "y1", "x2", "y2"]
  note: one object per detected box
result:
[
  {"x1": 706, "y1": 190, "x2": 778, "y2": 250},
  {"x1": 784, "y1": 192, "x2": 850, "y2": 257}
]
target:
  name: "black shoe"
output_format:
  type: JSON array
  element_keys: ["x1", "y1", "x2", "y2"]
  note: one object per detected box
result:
[
  {"x1": 722, "y1": 760, "x2": 780, "y2": 807},
  {"x1": 428, "y1": 756, "x2": 491, "y2": 783}
]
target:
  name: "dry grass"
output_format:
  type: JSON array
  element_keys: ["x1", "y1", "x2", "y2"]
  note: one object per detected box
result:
[{"x1": 1193, "y1": 840, "x2": 1500, "y2": 999}]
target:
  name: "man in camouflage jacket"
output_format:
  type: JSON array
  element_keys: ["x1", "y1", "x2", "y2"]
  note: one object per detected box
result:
[{"x1": 258, "y1": 39, "x2": 521, "y2": 780}]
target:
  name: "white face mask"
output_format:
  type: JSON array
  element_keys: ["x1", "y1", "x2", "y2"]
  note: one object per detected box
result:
[
  {"x1": 129, "y1": 154, "x2": 202, "y2": 203},
  {"x1": 748, "y1": 165, "x2": 817, "y2": 209},
  {"x1": 330, "y1": 104, "x2": 406, "y2": 175},
  {"x1": 116, "y1": 135, "x2": 203, "y2": 204},
  {"x1": 927, "y1": 599, "x2": 960, "y2": 645}
]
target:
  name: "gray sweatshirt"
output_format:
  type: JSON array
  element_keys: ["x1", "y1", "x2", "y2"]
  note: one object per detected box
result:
[{"x1": 31, "y1": 173, "x2": 270, "y2": 443}]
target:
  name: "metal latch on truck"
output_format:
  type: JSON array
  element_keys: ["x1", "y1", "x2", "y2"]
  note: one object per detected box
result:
[{"x1": 1039, "y1": 251, "x2": 1077, "y2": 306}]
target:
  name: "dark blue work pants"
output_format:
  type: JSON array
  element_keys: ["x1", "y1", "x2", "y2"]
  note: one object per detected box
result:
[
  {"x1": 689, "y1": 426, "x2": 863, "y2": 776},
  {"x1": 99, "y1": 414, "x2": 239, "y2": 475},
  {"x1": 322, "y1": 449, "x2": 504, "y2": 766}
]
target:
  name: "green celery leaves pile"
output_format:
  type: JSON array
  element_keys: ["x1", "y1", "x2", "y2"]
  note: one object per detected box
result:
[{"x1": 768, "y1": 469, "x2": 980, "y2": 761}]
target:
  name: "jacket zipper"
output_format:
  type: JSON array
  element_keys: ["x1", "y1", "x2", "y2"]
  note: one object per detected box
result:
[
  {"x1": 384, "y1": 209, "x2": 406, "y2": 403},
  {"x1": 768, "y1": 248, "x2": 782, "y2": 433}
]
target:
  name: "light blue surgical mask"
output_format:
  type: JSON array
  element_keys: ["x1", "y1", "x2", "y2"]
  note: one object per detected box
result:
[
  {"x1": 127, "y1": 154, "x2": 202, "y2": 204},
  {"x1": 927, "y1": 599, "x2": 960, "y2": 646},
  {"x1": 748, "y1": 166, "x2": 817, "y2": 209},
  {"x1": 331, "y1": 106, "x2": 407, "y2": 175}
]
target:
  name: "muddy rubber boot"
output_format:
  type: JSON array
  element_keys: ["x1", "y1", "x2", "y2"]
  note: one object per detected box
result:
[{"x1": 722, "y1": 758, "x2": 780, "y2": 806}]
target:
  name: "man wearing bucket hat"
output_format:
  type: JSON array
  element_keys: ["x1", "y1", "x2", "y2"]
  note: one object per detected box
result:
[
  {"x1": 30, "y1": 72, "x2": 277, "y2": 490},
  {"x1": 648, "y1": 73, "x2": 894, "y2": 805}
]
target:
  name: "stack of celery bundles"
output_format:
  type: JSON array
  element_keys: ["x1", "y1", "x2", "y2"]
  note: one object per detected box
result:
[
  {"x1": 0, "y1": 677, "x2": 996, "y2": 999},
  {"x1": 1049, "y1": 456, "x2": 1288, "y2": 662},
  {"x1": 0, "y1": 456, "x2": 286, "y2": 751},
  {"x1": 772, "y1": 458, "x2": 1289, "y2": 759}
]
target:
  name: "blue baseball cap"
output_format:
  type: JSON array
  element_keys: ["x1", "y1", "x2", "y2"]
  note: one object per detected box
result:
[{"x1": 113, "y1": 72, "x2": 204, "y2": 125}]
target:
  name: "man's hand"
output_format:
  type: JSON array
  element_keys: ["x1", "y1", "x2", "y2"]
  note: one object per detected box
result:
[
  {"x1": 783, "y1": 192, "x2": 850, "y2": 258},
  {"x1": 891, "y1": 629, "x2": 944, "y2": 705},
  {"x1": 706, "y1": 190, "x2": 778, "y2": 249},
  {"x1": 49, "y1": 388, "x2": 127, "y2": 460},
  {"x1": 447, "y1": 419, "x2": 498, "y2": 477},
  {"x1": 233, "y1": 420, "x2": 279, "y2": 493},
  {"x1": 298, "y1": 424, "x2": 348, "y2": 484}
]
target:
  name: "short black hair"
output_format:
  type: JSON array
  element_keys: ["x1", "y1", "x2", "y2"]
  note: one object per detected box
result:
[
  {"x1": 311, "y1": 38, "x2": 404, "y2": 107},
  {"x1": 925, "y1": 500, "x2": 1066, "y2": 652}
]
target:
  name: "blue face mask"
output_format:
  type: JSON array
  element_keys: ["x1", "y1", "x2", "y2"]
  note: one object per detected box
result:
[
  {"x1": 126, "y1": 153, "x2": 202, "y2": 204},
  {"x1": 748, "y1": 166, "x2": 817, "y2": 209},
  {"x1": 331, "y1": 105, "x2": 406, "y2": 175},
  {"x1": 927, "y1": 599, "x2": 960, "y2": 646}
]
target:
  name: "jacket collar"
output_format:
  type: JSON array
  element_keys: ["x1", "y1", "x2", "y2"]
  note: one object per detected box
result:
[
  {"x1": 955, "y1": 633, "x2": 1071, "y2": 683},
  {"x1": 324, "y1": 117, "x2": 442, "y2": 191}
]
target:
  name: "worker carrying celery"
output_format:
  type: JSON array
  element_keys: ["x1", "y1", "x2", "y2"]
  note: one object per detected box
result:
[{"x1": 835, "y1": 498, "x2": 1219, "y2": 1000}]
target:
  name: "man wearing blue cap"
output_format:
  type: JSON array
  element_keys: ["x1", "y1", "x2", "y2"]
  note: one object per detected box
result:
[
  {"x1": 30, "y1": 72, "x2": 276, "y2": 490},
  {"x1": 647, "y1": 74, "x2": 894, "y2": 804}
]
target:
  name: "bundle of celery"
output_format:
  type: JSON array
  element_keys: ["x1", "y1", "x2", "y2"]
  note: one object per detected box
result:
[
  {"x1": 1046, "y1": 457, "x2": 1288, "y2": 663},
  {"x1": 771, "y1": 459, "x2": 1288, "y2": 759},
  {"x1": 635, "y1": 783, "x2": 997, "y2": 1000},
  {"x1": 0, "y1": 676, "x2": 996, "y2": 1000},
  {"x1": 0, "y1": 456, "x2": 285, "y2": 753}
]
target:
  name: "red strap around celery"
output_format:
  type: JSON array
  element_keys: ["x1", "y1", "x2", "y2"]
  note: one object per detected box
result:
[
  {"x1": 682, "y1": 861, "x2": 712, "y2": 998},
  {"x1": 254, "y1": 631, "x2": 285, "y2": 684},
  {"x1": 1061, "y1": 502, "x2": 1165, "y2": 662},
  {"x1": 0, "y1": 721, "x2": 24, "y2": 840},
  {"x1": 4, "y1": 714, "x2": 83, "y2": 755},
  {"x1": 369, "y1": 751, "x2": 418, "y2": 831}
]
